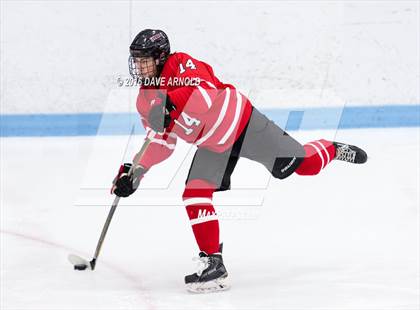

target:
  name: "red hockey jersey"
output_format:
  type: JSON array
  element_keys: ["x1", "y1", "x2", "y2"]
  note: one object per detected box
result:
[{"x1": 135, "y1": 52, "x2": 252, "y2": 169}]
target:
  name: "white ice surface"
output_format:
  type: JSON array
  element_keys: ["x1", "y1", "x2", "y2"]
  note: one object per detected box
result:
[{"x1": 1, "y1": 128, "x2": 419, "y2": 309}]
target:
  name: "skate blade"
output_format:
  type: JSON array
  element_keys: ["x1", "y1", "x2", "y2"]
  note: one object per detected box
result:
[{"x1": 186, "y1": 276, "x2": 230, "y2": 294}]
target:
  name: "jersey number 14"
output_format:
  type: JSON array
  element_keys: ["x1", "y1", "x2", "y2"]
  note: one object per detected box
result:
[
  {"x1": 174, "y1": 112, "x2": 200, "y2": 135},
  {"x1": 179, "y1": 59, "x2": 196, "y2": 74}
]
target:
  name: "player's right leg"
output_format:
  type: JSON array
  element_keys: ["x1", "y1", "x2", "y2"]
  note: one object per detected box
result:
[
  {"x1": 295, "y1": 141, "x2": 367, "y2": 176},
  {"x1": 333, "y1": 142, "x2": 368, "y2": 164}
]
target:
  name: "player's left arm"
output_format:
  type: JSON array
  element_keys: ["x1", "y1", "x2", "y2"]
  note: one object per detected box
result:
[
  {"x1": 138, "y1": 121, "x2": 178, "y2": 169},
  {"x1": 111, "y1": 116, "x2": 177, "y2": 198}
]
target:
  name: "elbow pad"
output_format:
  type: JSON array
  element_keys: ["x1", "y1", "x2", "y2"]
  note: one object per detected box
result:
[{"x1": 148, "y1": 95, "x2": 176, "y2": 133}]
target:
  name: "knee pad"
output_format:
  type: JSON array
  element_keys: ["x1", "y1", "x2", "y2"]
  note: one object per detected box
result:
[{"x1": 271, "y1": 156, "x2": 304, "y2": 179}]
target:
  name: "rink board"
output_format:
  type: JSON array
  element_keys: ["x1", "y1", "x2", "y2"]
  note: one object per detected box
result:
[{"x1": 1, "y1": 105, "x2": 419, "y2": 137}]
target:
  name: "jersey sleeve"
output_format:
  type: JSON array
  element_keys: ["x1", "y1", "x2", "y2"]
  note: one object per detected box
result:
[
  {"x1": 135, "y1": 117, "x2": 177, "y2": 170},
  {"x1": 167, "y1": 79, "x2": 221, "y2": 119}
]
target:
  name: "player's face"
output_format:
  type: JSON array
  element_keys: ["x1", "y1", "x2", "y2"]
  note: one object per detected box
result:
[{"x1": 134, "y1": 57, "x2": 157, "y2": 78}]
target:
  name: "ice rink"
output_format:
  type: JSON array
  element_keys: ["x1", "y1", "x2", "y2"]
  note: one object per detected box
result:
[
  {"x1": 1, "y1": 0, "x2": 419, "y2": 308},
  {"x1": 1, "y1": 127, "x2": 419, "y2": 309}
]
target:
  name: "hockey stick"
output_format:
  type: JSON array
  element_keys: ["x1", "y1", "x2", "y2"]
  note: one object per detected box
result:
[{"x1": 68, "y1": 138, "x2": 151, "y2": 271}]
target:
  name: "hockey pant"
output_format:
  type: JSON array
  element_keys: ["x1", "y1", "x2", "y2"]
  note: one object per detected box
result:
[{"x1": 182, "y1": 108, "x2": 336, "y2": 254}]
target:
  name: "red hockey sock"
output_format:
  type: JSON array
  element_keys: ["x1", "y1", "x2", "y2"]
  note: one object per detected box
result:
[
  {"x1": 182, "y1": 179, "x2": 220, "y2": 254},
  {"x1": 295, "y1": 139, "x2": 336, "y2": 175}
]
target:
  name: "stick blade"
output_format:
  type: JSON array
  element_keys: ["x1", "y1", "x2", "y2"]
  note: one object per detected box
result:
[{"x1": 68, "y1": 254, "x2": 92, "y2": 271}]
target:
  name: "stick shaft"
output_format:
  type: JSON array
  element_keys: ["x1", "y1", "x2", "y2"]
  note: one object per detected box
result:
[
  {"x1": 90, "y1": 139, "x2": 151, "y2": 269},
  {"x1": 92, "y1": 196, "x2": 120, "y2": 261}
]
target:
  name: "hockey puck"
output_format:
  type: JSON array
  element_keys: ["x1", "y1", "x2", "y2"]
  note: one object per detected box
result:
[{"x1": 74, "y1": 264, "x2": 88, "y2": 270}]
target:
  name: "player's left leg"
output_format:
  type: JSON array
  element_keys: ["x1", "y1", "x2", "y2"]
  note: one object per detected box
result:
[
  {"x1": 181, "y1": 147, "x2": 239, "y2": 292},
  {"x1": 182, "y1": 179, "x2": 220, "y2": 255},
  {"x1": 183, "y1": 146, "x2": 239, "y2": 256},
  {"x1": 182, "y1": 179, "x2": 229, "y2": 293}
]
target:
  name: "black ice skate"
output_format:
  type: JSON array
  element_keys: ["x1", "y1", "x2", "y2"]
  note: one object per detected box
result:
[
  {"x1": 185, "y1": 250, "x2": 229, "y2": 293},
  {"x1": 333, "y1": 142, "x2": 368, "y2": 164}
]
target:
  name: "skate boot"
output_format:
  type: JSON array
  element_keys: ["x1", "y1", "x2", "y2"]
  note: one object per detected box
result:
[
  {"x1": 333, "y1": 142, "x2": 368, "y2": 164},
  {"x1": 185, "y1": 250, "x2": 229, "y2": 293}
]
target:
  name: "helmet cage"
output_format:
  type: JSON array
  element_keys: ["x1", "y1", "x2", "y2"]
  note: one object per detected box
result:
[
  {"x1": 128, "y1": 55, "x2": 158, "y2": 79},
  {"x1": 128, "y1": 56, "x2": 140, "y2": 79}
]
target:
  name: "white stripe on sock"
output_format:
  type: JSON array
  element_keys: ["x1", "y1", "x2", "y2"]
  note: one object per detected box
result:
[
  {"x1": 190, "y1": 214, "x2": 218, "y2": 225},
  {"x1": 183, "y1": 197, "x2": 213, "y2": 206},
  {"x1": 308, "y1": 142, "x2": 324, "y2": 172},
  {"x1": 314, "y1": 140, "x2": 330, "y2": 164}
]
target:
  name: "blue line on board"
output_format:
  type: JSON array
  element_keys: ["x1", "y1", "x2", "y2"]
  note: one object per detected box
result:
[{"x1": 1, "y1": 105, "x2": 419, "y2": 137}]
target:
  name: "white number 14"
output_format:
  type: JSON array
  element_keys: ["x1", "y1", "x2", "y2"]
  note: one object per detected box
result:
[
  {"x1": 179, "y1": 59, "x2": 196, "y2": 74},
  {"x1": 174, "y1": 112, "x2": 200, "y2": 135}
]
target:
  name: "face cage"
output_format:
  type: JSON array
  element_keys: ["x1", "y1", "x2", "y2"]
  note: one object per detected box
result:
[
  {"x1": 128, "y1": 56, "x2": 139, "y2": 79},
  {"x1": 128, "y1": 56, "x2": 158, "y2": 79}
]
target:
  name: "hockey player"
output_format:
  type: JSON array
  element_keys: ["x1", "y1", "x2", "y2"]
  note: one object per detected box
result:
[{"x1": 111, "y1": 29, "x2": 367, "y2": 293}]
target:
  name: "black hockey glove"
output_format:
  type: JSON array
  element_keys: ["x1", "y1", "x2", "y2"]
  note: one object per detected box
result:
[
  {"x1": 111, "y1": 163, "x2": 146, "y2": 197},
  {"x1": 148, "y1": 95, "x2": 176, "y2": 133}
]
